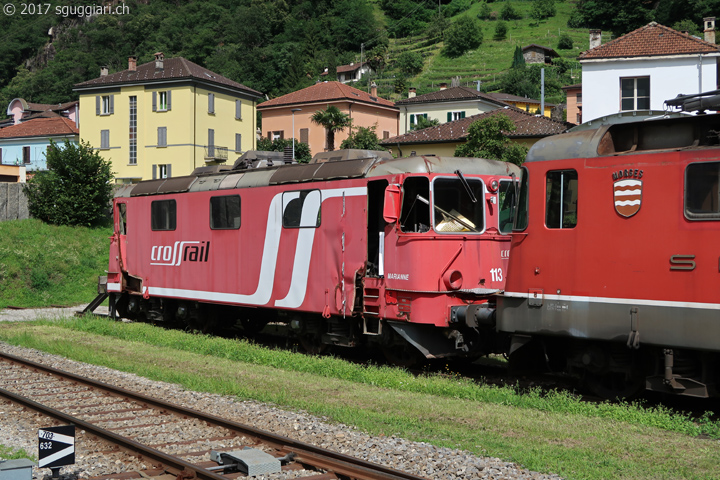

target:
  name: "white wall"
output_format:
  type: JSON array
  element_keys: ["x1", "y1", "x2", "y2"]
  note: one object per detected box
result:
[{"x1": 581, "y1": 56, "x2": 719, "y2": 121}]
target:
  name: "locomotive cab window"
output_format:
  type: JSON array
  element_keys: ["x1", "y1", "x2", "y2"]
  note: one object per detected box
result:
[
  {"x1": 432, "y1": 176, "x2": 484, "y2": 233},
  {"x1": 400, "y1": 177, "x2": 431, "y2": 233},
  {"x1": 210, "y1": 195, "x2": 241, "y2": 229},
  {"x1": 117, "y1": 203, "x2": 127, "y2": 235},
  {"x1": 282, "y1": 190, "x2": 321, "y2": 228},
  {"x1": 685, "y1": 162, "x2": 720, "y2": 220},
  {"x1": 513, "y1": 168, "x2": 529, "y2": 231},
  {"x1": 498, "y1": 179, "x2": 517, "y2": 234},
  {"x1": 546, "y1": 170, "x2": 578, "y2": 229},
  {"x1": 151, "y1": 200, "x2": 176, "y2": 231}
]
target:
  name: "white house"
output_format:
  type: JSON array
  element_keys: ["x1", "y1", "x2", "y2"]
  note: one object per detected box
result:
[{"x1": 579, "y1": 19, "x2": 720, "y2": 122}]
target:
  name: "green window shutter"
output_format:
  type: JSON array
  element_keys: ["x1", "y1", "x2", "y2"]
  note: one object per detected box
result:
[
  {"x1": 461, "y1": 111, "x2": 465, "y2": 119},
  {"x1": 447, "y1": 112, "x2": 452, "y2": 122},
  {"x1": 410, "y1": 114, "x2": 415, "y2": 125}
]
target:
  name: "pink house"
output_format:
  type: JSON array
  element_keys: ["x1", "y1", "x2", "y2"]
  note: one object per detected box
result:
[
  {"x1": 257, "y1": 81, "x2": 398, "y2": 157},
  {"x1": 4, "y1": 98, "x2": 79, "y2": 126}
]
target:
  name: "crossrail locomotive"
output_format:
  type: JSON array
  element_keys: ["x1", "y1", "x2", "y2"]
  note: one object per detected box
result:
[
  {"x1": 104, "y1": 150, "x2": 520, "y2": 364},
  {"x1": 499, "y1": 92, "x2": 720, "y2": 399}
]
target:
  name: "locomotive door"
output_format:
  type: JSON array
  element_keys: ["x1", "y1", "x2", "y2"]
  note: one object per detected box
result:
[{"x1": 367, "y1": 180, "x2": 389, "y2": 277}]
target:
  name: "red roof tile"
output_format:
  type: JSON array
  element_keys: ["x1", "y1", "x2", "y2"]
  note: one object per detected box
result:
[
  {"x1": 580, "y1": 22, "x2": 720, "y2": 60},
  {"x1": 396, "y1": 86, "x2": 508, "y2": 106},
  {"x1": 381, "y1": 107, "x2": 570, "y2": 145},
  {"x1": 0, "y1": 117, "x2": 78, "y2": 139},
  {"x1": 74, "y1": 57, "x2": 262, "y2": 97},
  {"x1": 257, "y1": 81, "x2": 396, "y2": 109}
]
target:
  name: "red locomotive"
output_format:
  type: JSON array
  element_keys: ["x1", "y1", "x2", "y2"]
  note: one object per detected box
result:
[
  {"x1": 104, "y1": 150, "x2": 520, "y2": 364},
  {"x1": 498, "y1": 93, "x2": 720, "y2": 399}
]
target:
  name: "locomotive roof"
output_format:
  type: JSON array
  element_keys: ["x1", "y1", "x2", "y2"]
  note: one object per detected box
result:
[
  {"x1": 117, "y1": 151, "x2": 520, "y2": 198},
  {"x1": 526, "y1": 112, "x2": 720, "y2": 162}
]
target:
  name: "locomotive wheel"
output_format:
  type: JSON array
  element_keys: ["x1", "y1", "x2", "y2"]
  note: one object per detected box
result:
[{"x1": 583, "y1": 370, "x2": 645, "y2": 400}]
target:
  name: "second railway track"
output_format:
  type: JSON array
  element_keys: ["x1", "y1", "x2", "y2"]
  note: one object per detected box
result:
[{"x1": 0, "y1": 351, "x2": 428, "y2": 480}]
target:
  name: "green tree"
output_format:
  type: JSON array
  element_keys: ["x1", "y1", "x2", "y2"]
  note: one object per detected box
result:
[
  {"x1": 396, "y1": 51, "x2": 424, "y2": 75},
  {"x1": 25, "y1": 140, "x2": 114, "y2": 227},
  {"x1": 557, "y1": 33, "x2": 574, "y2": 50},
  {"x1": 530, "y1": 0, "x2": 556, "y2": 21},
  {"x1": 427, "y1": 13, "x2": 450, "y2": 40},
  {"x1": 494, "y1": 21, "x2": 508, "y2": 41},
  {"x1": 444, "y1": 16, "x2": 483, "y2": 58},
  {"x1": 500, "y1": 1, "x2": 522, "y2": 21},
  {"x1": 672, "y1": 19, "x2": 701, "y2": 36},
  {"x1": 478, "y1": 2, "x2": 492, "y2": 20},
  {"x1": 415, "y1": 116, "x2": 440, "y2": 130},
  {"x1": 340, "y1": 125, "x2": 382, "y2": 150},
  {"x1": 454, "y1": 113, "x2": 528, "y2": 165},
  {"x1": 511, "y1": 46, "x2": 526, "y2": 68},
  {"x1": 311, "y1": 105, "x2": 352, "y2": 151}
]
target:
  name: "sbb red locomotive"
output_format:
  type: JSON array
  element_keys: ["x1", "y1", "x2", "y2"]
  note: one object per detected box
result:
[
  {"x1": 104, "y1": 150, "x2": 520, "y2": 364},
  {"x1": 499, "y1": 93, "x2": 720, "y2": 399}
]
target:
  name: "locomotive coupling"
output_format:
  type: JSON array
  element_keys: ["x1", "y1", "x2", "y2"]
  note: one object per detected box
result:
[{"x1": 450, "y1": 304, "x2": 495, "y2": 328}]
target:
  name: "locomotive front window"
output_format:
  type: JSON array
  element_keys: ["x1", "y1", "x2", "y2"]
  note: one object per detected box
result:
[
  {"x1": 685, "y1": 162, "x2": 720, "y2": 220},
  {"x1": 282, "y1": 190, "x2": 321, "y2": 228},
  {"x1": 498, "y1": 179, "x2": 517, "y2": 234},
  {"x1": 514, "y1": 168, "x2": 529, "y2": 231},
  {"x1": 545, "y1": 170, "x2": 578, "y2": 229},
  {"x1": 432, "y1": 177, "x2": 484, "y2": 234},
  {"x1": 400, "y1": 177, "x2": 431, "y2": 233},
  {"x1": 151, "y1": 200, "x2": 176, "y2": 231},
  {"x1": 210, "y1": 195, "x2": 241, "y2": 229}
]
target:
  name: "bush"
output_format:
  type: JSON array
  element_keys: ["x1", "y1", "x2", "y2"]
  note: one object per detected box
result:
[
  {"x1": 530, "y1": 0, "x2": 555, "y2": 21},
  {"x1": 494, "y1": 21, "x2": 508, "y2": 41},
  {"x1": 396, "y1": 51, "x2": 424, "y2": 75},
  {"x1": 340, "y1": 125, "x2": 382, "y2": 150},
  {"x1": 444, "y1": 16, "x2": 483, "y2": 57},
  {"x1": 478, "y1": 2, "x2": 492, "y2": 20},
  {"x1": 557, "y1": 33, "x2": 573, "y2": 49},
  {"x1": 257, "y1": 137, "x2": 311, "y2": 163},
  {"x1": 25, "y1": 139, "x2": 114, "y2": 227},
  {"x1": 500, "y1": 1, "x2": 521, "y2": 21}
]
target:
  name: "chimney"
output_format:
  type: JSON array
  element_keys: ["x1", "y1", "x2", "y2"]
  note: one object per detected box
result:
[
  {"x1": 408, "y1": 87, "x2": 416, "y2": 99},
  {"x1": 100, "y1": 66, "x2": 108, "y2": 77},
  {"x1": 439, "y1": 83, "x2": 447, "y2": 90},
  {"x1": 128, "y1": 56, "x2": 137, "y2": 71},
  {"x1": 705, "y1": 17, "x2": 716, "y2": 44},
  {"x1": 370, "y1": 81, "x2": 377, "y2": 97},
  {"x1": 589, "y1": 29, "x2": 602, "y2": 49},
  {"x1": 154, "y1": 52, "x2": 164, "y2": 70}
]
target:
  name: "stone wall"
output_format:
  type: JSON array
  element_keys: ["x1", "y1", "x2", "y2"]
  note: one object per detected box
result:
[{"x1": 0, "y1": 183, "x2": 30, "y2": 221}]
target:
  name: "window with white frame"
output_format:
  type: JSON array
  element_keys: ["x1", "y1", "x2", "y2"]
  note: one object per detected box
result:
[
  {"x1": 409, "y1": 113, "x2": 427, "y2": 129},
  {"x1": 96, "y1": 95, "x2": 114, "y2": 115},
  {"x1": 448, "y1": 111, "x2": 466, "y2": 121},
  {"x1": 159, "y1": 164, "x2": 170, "y2": 178},
  {"x1": 153, "y1": 91, "x2": 171, "y2": 112},
  {"x1": 620, "y1": 77, "x2": 650, "y2": 111}
]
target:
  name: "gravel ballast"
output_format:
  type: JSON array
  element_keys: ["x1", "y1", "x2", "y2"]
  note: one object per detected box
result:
[{"x1": 0, "y1": 307, "x2": 562, "y2": 479}]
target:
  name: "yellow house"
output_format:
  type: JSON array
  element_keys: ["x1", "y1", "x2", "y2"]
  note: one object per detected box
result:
[
  {"x1": 486, "y1": 92, "x2": 555, "y2": 118},
  {"x1": 74, "y1": 53, "x2": 262, "y2": 183}
]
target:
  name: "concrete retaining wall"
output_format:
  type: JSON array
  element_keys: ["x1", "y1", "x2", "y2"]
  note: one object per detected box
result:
[{"x1": 0, "y1": 183, "x2": 30, "y2": 221}]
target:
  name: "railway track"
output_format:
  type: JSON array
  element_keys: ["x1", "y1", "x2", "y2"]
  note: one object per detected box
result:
[{"x1": 0, "y1": 351, "x2": 429, "y2": 480}]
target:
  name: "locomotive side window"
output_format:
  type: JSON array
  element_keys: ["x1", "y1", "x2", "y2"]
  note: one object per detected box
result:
[
  {"x1": 151, "y1": 200, "x2": 176, "y2": 231},
  {"x1": 400, "y1": 177, "x2": 431, "y2": 233},
  {"x1": 545, "y1": 170, "x2": 578, "y2": 229},
  {"x1": 210, "y1": 195, "x2": 241, "y2": 229},
  {"x1": 514, "y1": 168, "x2": 529, "y2": 231},
  {"x1": 282, "y1": 190, "x2": 321, "y2": 228},
  {"x1": 117, "y1": 203, "x2": 127, "y2": 235},
  {"x1": 432, "y1": 177, "x2": 484, "y2": 233},
  {"x1": 498, "y1": 179, "x2": 517, "y2": 234},
  {"x1": 685, "y1": 162, "x2": 720, "y2": 220}
]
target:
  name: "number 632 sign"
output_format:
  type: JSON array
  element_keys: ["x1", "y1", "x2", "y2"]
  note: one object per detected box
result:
[{"x1": 38, "y1": 426, "x2": 75, "y2": 469}]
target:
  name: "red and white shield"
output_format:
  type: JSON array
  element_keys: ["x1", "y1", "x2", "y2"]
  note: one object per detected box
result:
[{"x1": 613, "y1": 179, "x2": 642, "y2": 217}]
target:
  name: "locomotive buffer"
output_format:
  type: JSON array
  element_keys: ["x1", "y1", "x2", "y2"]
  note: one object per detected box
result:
[{"x1": 38, "y1": 425, "x2": 75, "y2": 479}]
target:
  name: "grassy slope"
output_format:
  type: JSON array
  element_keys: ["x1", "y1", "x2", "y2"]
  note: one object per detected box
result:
[
  {"x1": 0, "y1": 318, "x2": 718, "y2": 480},
  {"x1": 0, "y1": 219, "x2": 111, "y2": 308}
]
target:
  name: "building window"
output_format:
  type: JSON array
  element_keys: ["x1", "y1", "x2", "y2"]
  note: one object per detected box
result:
[
  {"x1": 685, "y1": 162, "x2": 720, "y2": 220},
  {"x1": 22, "y1": 146, "x2": 30, "y2": 164},
  {"x1": 621, "y1": 77, "x2": 650, "y2": 111},
  {"x1": 100, "y1": 130, "x2": 110, "y2": 150},
  {"x1": 546, "y1": 170, "x2": 578, "y2": 229},
  {"x1": 576, "y1": 93, "x2": 582, "y2": 104},
  {"x1": 383, "y1": 130, "x2": 390, "y2": 139},
  {"x1": 410, "y1": 113, "x2": 428, "y2": 129},
  {"x1": 300, "y1": 128, "x2": 309, "y2": 144},
  {"x1": 282, "y1": 190, "x2": 321, "y2": 228},
  {"x1": 235, "y1": 133, "x2": 242, "y2": 153},
  {"x1": 447, "y1": 111, "x2": 466, "y2": 121},
  {"x1": 157, "y1": 127, "x2": 167, "y2": 147},
  {"x1": 151, "y1": 200, "x2": 176, "y2": 231},
  {"x1": 235, "y1": 100, "x2": 242, "y2": 120},
  {"x1": 208, "y1": 93, "x2": 215, "y2": 114},
  {"x1": 210, "y1": 195, "x2": 241, "y2": 229},
  {"x1": 270, "y1": 131, "x2": 284, "y2": 140},
  {"x1": 129, "y1": 96, "x2": 137, "y2": 165},
  {"x1": 152, "y1": 164, "x2": 171, "y2": 179},
  {"x1": 153, "y1": 90, "x2": 171, "y2": 112},
  {"x1": 96, "y1": 95, "x2": 114, "y2": 115}
]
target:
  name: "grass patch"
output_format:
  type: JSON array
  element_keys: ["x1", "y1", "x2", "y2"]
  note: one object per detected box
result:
[
  {"x1": 0, "y1": 318, "x2": 718, "y2": 480},
  {"x1": 0, "y1": 445, "x2": 35, "y2": 461},
  {"x1": 0, "y1": 219, "x2": 111, "y2": 309}
]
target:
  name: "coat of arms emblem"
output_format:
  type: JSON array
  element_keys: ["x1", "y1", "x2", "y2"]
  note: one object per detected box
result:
[{"x1": 613, "y1": 179, "x2": 642, "y2": 217}]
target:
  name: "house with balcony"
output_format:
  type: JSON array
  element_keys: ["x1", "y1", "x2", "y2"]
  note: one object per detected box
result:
[
  {"x1": 321, "y1": 62, "x2": 374, "y2": 83},
  {"x1": 380, "y1": 106, "x2": 571, "y2": 157},
  {"x1": 0, "y1": 116, "x2": 79, "y2": 172},
  {"x1": 395, "y1": 85, "x2": 509, "y2": 135},
  {"x1": 74, "y1": 53, "x2": 262, "y2": 183},
  {"x1": 257, "y1": 81, "x2": 398, "y2": 156},
  {"x1": 579, "y1": 19, "x2": 720, "y2": 122}
]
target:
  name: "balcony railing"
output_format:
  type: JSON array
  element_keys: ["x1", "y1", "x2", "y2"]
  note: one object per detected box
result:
[{"x1": 204, "y1": 146, "x2": 228, "y2": 162}]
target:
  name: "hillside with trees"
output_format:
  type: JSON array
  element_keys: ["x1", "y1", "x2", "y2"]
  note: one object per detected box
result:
[{"x1": 1, "y1": 0, "x2": 718, "y2": 109}]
